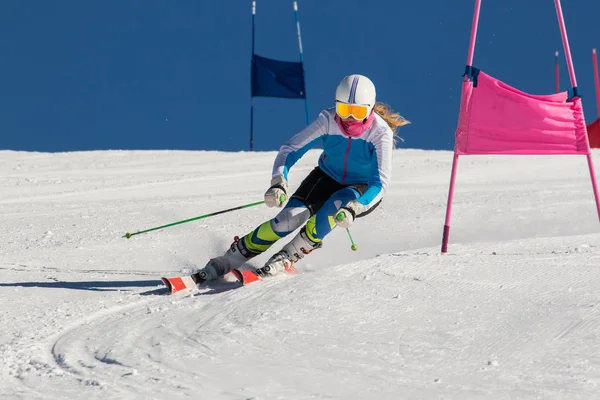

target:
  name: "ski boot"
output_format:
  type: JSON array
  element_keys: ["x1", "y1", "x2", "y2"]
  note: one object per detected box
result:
[
  {"x1": 256, "y1": 227, "x2": 321, "y2": 277},
  {"x1": 193, "y1": 236, "x2": 257, "y2": 284}
]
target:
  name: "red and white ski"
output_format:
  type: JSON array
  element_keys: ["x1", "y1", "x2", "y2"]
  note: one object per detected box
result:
[
  {"x1": 160, "y1": 269, "x2": 259, "y2": 294},
  {"x1": 231, "y1": 261, "x2": 299, "y2": 285},
  {"x1": 230, "y1": 269, "x2": 262, "y2": 285},
  {"x1": 160, "y1": 275, "x2": 200, "y2": 294},
  {"x1": 161, "y1": 263, "x2": 299, "y2": 294}
]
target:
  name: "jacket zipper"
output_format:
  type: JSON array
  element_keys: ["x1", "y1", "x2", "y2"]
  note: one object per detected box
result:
[{"x1": 340, "y1": 138, "x2": 352, "y2": 184}]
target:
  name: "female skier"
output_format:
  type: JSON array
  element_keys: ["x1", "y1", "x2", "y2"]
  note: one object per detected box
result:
[{"x1": 197, "y1": 74, "x2": 409, "y2": 282}]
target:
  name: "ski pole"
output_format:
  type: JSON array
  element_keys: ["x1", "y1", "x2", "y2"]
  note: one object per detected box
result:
[
  {"x1": 123, "y1": 200, "x2": 266, "y2": 239},
  {"x1": 335, "y1": 211, "x2": 359, "y2": 251},
  {"x1": 345, "y1": 228, "x2": 358, "y2": 251}
]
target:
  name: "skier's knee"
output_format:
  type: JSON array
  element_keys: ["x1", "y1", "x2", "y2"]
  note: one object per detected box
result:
[{"x1": 271, "y1": 203, "x2": 311, "y2": 234}]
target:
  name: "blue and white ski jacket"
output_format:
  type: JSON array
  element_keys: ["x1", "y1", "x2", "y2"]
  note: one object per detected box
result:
[{"x1": 272, "y1": 107, "x2": 394, "y2": 211}]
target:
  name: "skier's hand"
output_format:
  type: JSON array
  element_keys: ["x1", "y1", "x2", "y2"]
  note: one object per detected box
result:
[
  {"x1": 264, "y1": 176, "x2": 288, "y2": 208},
  {"x1": 335, "y1": 200, "x2": 364, "y2": 228}
]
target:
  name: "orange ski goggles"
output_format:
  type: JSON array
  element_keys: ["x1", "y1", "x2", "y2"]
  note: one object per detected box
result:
[{"x1": 335, "y1": 102, "x2": 370, "y2": 120}]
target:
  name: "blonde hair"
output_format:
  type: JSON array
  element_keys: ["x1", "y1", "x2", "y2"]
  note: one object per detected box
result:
[{"x1": 373, "y1": 102, "x2": 410, "y2": 146}]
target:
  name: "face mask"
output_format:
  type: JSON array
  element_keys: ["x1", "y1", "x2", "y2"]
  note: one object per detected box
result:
[{"x1": 334, "y1": 111, "x2": 375, "y2": 138}]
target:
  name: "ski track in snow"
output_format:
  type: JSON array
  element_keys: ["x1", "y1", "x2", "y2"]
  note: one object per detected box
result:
[{"x1": 1, "y1": 149, "x2": 600, "y2": 399}]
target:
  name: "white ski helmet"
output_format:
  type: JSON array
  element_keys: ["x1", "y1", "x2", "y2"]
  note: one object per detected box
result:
[{"x1": 335, "y1": 74, "x2": 376, "y2": 114}]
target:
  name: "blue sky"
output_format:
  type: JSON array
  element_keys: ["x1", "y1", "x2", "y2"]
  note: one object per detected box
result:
[{"x1": 1, "y1": 0, "x2": 599, "y2": 152}]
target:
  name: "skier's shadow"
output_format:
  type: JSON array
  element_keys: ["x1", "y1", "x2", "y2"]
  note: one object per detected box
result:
[
  {"x1": 0, "y1": 280, "x2": 163, "y2": 293},
  {"x1": 194, "y1": 282, "x2": 243, "y2": 296}
]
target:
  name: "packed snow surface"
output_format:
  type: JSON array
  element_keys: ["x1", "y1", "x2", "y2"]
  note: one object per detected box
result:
[{"x1": 1, "y1": 149, "x2": 599, "y2": 399}]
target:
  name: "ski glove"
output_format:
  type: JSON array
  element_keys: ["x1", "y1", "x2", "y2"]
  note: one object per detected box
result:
[
  {"x1": 264, "y1": 175, "x2": 288, "y2": 208},
  {"x1": 335, "y1": 200, "x2": 365, "y2": 229}
]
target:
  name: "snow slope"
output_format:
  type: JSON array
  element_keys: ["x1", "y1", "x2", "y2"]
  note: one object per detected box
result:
[{"x1": 1, "y1": 148, "x2": 599, "y2": 399}]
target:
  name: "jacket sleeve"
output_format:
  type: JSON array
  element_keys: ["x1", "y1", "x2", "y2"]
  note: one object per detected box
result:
[
  {"x1": 356, "y1": 128, "x2": 393, "y2": 211},
  {"x1": 272, "y1": 112, "x2": 329, "y2": 180}
]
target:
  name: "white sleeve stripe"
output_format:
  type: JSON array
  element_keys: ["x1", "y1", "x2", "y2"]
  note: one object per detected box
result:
[{"x1": 357, "y1": 127, "x2": 393, "y2": 210}]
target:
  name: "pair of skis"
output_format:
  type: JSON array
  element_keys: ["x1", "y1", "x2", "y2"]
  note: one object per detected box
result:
[{"x1": 160, "y1": 263, "x2": 298, "y2": 295}]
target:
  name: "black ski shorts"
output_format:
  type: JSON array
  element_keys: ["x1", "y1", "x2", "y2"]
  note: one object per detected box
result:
[{"x1": 289, "y1": 166, "x2": 381, "y2": 217}]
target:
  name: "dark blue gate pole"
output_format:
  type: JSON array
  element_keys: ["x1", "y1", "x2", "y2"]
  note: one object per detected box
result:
[{"x1": 249, "y1": 1, "x2": 257, "y2": 151}]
